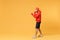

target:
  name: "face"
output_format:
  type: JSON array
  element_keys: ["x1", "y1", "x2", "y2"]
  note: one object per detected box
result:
[{"x1": 35, "y1": 7, "x2": 39, "y2": 12}]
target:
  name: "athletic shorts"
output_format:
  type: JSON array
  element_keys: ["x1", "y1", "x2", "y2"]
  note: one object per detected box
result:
[{"x1": 36, "y1": 22, "x2": 41, "y2": 29}]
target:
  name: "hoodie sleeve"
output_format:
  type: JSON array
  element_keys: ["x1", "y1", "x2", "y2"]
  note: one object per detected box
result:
[
  {"x1": 32, "y1": 10, "x2": 41, "y2": 18},
  {"x1": 32, "y1": 13, "x2": 39, "y2": 18}
]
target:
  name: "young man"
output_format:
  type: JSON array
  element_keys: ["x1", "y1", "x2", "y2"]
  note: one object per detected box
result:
[{"x1": 31, "y1": 7, "x2": 42, "y2": 38}]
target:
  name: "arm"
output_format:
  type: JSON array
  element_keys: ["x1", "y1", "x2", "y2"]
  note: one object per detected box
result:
[
  {"x1": 34, "y1": 13, "x2": 39, "y2": 18},
  {"x1": 31, "y1": 13, "x2": 36, "y2": 18},
  {"x1": 31, "y1": 12, "x2": 40, "y2": 18},
  {"x1": 35, "y1": 11, "x2": 41, "y2": 18}
]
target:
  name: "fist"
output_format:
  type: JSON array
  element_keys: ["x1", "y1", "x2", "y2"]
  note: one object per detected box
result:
[{"x1": 31, "y1": 13, "x2": 33, "y2": 15}]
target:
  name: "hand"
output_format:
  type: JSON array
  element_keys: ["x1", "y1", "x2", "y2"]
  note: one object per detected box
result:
[{"x1": 31, "y1": 13, "x2": 33, "y2": 15}]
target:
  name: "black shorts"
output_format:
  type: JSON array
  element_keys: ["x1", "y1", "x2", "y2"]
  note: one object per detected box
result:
[{"x1": 36, "y1": 22, "x2": 41, "y2": 29}]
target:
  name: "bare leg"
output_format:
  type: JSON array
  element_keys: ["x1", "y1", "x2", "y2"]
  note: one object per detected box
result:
[
  {"x1": 38, "y1": 28, "x2": 43, "y2": 37},
  {"x1": 33, "y1": 28, "x2": 39, "y2": 39},
  {"x1": 39, "y1": 28, "x2": 42, "y2": 35},
  {"x1": 35, "y1": 28, "x2": 39, "y2": 36}
]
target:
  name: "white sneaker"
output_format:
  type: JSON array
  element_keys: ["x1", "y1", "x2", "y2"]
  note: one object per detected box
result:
[
  {"x1": 32, "y1": 35, "x2": 37, "y2": 39},
  {"x1": 38, "y1": 34, "x2": 43, "y2": 37}
]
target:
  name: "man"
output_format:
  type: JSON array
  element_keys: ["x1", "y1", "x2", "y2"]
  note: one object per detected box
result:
[{"x1": 31, "y1": 7, "x2": 42, "y2": 38}]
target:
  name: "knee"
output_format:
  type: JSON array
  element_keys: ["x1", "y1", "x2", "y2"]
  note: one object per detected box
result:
[{"x1": 36, "y1": 28, "x2": 39, "y2": 31}]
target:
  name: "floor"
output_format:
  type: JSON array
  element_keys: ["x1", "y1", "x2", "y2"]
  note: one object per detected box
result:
[{"x1": 0, "y1": 34, "x2": 60, "y2": 40}]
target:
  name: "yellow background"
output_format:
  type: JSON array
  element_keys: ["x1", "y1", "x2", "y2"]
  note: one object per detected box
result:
[{"x1": 0, "y1": 0, "x2": 60, "y2": 38}]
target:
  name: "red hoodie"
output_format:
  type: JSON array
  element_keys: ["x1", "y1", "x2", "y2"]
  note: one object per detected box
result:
[{"x1": 32, "y1": 10, "x2": 41, "y2": 22}]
